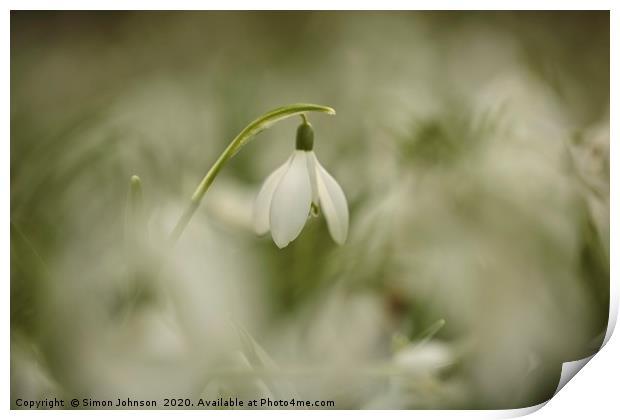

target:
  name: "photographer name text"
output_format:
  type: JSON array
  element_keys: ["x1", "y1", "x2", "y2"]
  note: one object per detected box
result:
[{"x1": 14, "y1": 396, "x2": 335, "y2": 409}]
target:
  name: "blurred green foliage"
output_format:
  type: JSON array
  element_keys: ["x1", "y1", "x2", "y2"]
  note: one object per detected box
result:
[{"x1": 11, "y1": 11, "x2": 609, "y2": 409}]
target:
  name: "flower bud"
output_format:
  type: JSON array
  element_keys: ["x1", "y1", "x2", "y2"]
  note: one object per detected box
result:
[{"x1": 295, "y1": 121, "x2": 314, "y2": 151}]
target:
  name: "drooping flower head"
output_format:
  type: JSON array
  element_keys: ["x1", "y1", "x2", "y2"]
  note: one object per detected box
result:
[{"x1": 254, "y1": 118, "x2": 349, "y2": 248}]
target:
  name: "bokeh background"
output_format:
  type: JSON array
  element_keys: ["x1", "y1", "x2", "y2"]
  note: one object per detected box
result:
[{"x1": 11, "y1": 11, "x2": 609, "y2": 409}]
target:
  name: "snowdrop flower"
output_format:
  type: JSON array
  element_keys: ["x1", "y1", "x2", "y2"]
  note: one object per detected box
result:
[{"x1": 254, "y1": 120, "x2": 349, "y2": 248}]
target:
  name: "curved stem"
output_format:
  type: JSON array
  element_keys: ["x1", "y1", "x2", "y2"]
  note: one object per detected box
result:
[{"x1": 169, "y1": 103, "x2": 336, "y2": 244}]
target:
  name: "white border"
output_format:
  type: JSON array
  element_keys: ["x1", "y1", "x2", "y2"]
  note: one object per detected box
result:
[
  {"x1": 4, "y1": 2, "x2": 617, "y2": 419},
  {"x1": 2, "y1": 0, "x2": 616, "y2": 11}
]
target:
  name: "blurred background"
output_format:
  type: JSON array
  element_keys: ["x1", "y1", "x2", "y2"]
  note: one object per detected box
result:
[{"x1": 11, "y1": 11, "x2": 609, "y2": 409}]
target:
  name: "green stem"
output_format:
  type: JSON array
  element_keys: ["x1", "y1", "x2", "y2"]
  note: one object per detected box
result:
[{"x1": 169, "y1": 103, "x2": 336, "y2": 244}]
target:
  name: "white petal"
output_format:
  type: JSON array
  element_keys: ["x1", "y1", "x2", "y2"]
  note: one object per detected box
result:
[
  {"x1": 306, "y1": 152, "x2": 319, "y2": 206},
  {"x1": 315, "y1": 158, "x2": 349, "y2": 245},
  {"x1": 269, "y1": 151, "x2": 312, "y2": 248},
  {"x1": 253, "y1": 156, "x2": 292, "y2": 235}
]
